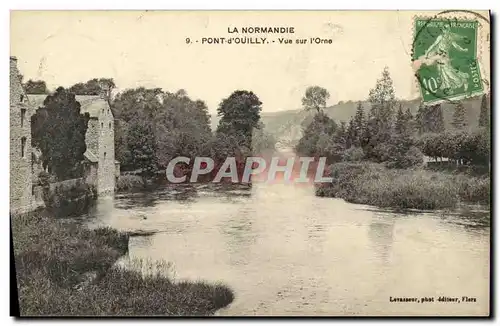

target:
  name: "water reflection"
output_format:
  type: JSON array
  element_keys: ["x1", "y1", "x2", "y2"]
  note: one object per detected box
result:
[
  {"x1": 303, "y1": 204, "x2": 328, "y2": 255},
  {"x1": 368, "y1": 214, "x2": 395, "y2": 264},
  {"x1": 114, "y1": 192, "x2": 158, "y2": 209},
  {"x1": 220, "y1": 210, "x2": 257, "y2": 266},
  {"x1": 438, "y1": 208, "x2": 491, "y2": 231},
  {"x1": 84, "y1": 195, "x2": 115, "y2": 219},
  {"x1": 81, "y1": 179, "x2": 490, "y2": 316}
]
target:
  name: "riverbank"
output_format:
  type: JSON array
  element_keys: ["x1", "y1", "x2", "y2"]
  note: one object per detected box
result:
[
  {"x1": 12, "y1": 212, "x2": 234, "y2": 316},
  {"x1": 316, "y1": 162, "x2": 490, "y2": 210}
]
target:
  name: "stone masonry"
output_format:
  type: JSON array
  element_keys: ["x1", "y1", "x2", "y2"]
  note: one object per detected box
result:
[
  {"x1": 10, "y1": 57, "x2": 34, "y2": 214},
  {"x1": 28, "y1": 94, "x2": 116, "y2": 196},
  {"x1": 80, "y1": 96, "x2": 116, "y2": 195},
  {"x1": 10, "y1": 57, "x2": 117, "y2": 214}
]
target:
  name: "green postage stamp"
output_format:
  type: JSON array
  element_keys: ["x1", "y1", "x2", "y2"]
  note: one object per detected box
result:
[{"x1": 412, "y1": 17, "x2": 483, "y2": 103}]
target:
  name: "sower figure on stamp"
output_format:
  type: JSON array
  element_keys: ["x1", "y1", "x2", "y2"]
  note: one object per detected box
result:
[{"x1": 416, "y1": 24, "x2": 470, "y2": 93}]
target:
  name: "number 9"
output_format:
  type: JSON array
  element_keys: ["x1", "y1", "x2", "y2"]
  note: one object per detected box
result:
[{"x1": 186, "y1": 38, "x2": 191, "y2": 44}]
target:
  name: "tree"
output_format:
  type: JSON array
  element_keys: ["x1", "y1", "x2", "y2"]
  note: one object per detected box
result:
[
  {"x1": 404, "y1": 108, "x2": 415, "y2": 133},
  {"x1": 363, "y1": 67, "x2": 396, "y2": 161},
  {"x1": 126, "y1": 119, "x2": 158, "y2": 184},
  {"x1": 315, "y1": 132, "x2": 344, "y2": 163},
  {"x1": 394, "y1": 104, "x2": 406, "y2": 134},
  {"x1": 418, "y1": 104, "x2": 445, "y2": 133},
  {"x1": 112, "y1": 87, "x2": 213, "y2": 170},
  {"x1": 24, "y1": 79, "x2": 48, "y2": 94},
  {"x1": 386, "y1": 104, "x2": 417, "y2": 168},
  {"x1": 112, "y1": 87, "x2": 163, "y2": 169},
  {"x1": 476, "y1": 128, "x2": 491, "y2": 166},
  {"x1": 211, "y1": 130, "x2": 242, "y2": 164},
  {"x1": 168, "y1": 92, "x2": 211, "y2": 164},
  {"x1": 69, "y1": 78, "x2": 116, "y2": 97},
  {"x1": 430, "y1": 104, "x2": 445, "y2": 132},
  {"x1": 441, "y1": 131, "x2": 463, "y2": 161},
  {"x1": 368, "y1": 66, "x2": 396, "y2": 132},
  {"x1": 346, "y1": 118, "x2": 356, "y2": 149},
  {"x1": 334, "y1": 121, "x2": 347, "y2": 147},
  {"x1": 31, "y1": 87, "x2": 90, "y2": 180},
  {"x1": 69, "y1": 80, "x2": 100, "y2": 95},
  {"x1": 452, "y1": 102, "x2": 467, "y2": 129},
  {"x1": 420, "y1": 133, "x2": 441, "y2": 161},
  {"x1": 156, "y1": 93, "x2": 212, "y2": 164},
  {"x1": 216, "y1": 90, "x2": 262, "y2": 152},
  {"x1": 98, "y1": 78, "x2": 116, "y2": 104},
  {"x1": 301, "y1": 86, "x2": 330, "y2": 113},
  {"x1": 295, "y1": 111, "x2": 338, "y2": 160},
  {"x1": 454, "y1": 129, "x2": 490, "y2": 166},
  {"x1": 478, "y1": 93, "x2": 490, "y2": 128},
  {"x1": 415, "y1": 102, "x2": 426, "y2": 134},
  {"x1": 368, "y1": 67, "x2": 396, "y2": 107},
  {"x1": 416, "y1": 103, "x2": 444, "y2": 133},
  {"x1": 342, "y1": 146, "x2": 365, "y2": 162},
  {"x1": 114, "y1": 119, "x2": 131, "y2": 170},
  {"x1": 418, "y1": 129, "x2": 489, "y2": 165},
  {"x1": 353, "y1": 102, "x2": 365, "y2": 146},
  {"x1": 252, "y1": 122, "x2": 276, "y2": 155},
  {"x1": 194, "y1": 100, "x2": 212, "y2": 132},
  {"x1": 112, "y1": 87, "x2": 163, "y2": 123},
  {"x1": 113, "y1": 89, "x2": 153, "y2": 164}
]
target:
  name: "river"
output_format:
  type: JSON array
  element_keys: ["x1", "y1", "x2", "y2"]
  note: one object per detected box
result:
[{"x1": 82, "y1": 173, "x2": 490, "y2": 316}]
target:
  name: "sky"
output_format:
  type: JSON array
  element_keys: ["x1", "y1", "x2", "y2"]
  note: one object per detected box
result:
[{"x1": 10, "y1": 10, "x2": 490, "y2": 113}]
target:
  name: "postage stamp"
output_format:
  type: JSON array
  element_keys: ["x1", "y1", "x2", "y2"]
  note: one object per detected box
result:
[{"x1": 412, "y1": 17, "x2": 484, "y2": 103}]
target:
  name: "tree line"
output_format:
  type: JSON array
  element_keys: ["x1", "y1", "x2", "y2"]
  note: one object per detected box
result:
[
  {"x1": 29, "y1": 79, "x2": 275, "y2": 183},
  {"x1": 296, "y1": 67, "x2": 490, "y2": 169}
]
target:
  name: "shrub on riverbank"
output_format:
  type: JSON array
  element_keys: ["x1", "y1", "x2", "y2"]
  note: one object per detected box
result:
[
  {"x1": 12, "y1": 214, "x2": 234, "y2": 316},
  {"x1": 316, "y1": 162, "x2": 490, "y2": 209},
  {"x1": 41, "y1": 178, "x2": 97, "y2": 217},
  {"x1": 116, "y1": 174, "x2": 145, "y2": 192},
  {"x1": 455, "y1": 174, "x2": 490, "y2": 205}
]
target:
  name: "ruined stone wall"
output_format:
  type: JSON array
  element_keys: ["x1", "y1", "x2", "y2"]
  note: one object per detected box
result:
[
  {"x1": 86, "y1": 118, "x2": 99, "y2": 157},
  {"x1": 84, "y1": 163, "x2": 98, "y2": 187},
  {"x1": 97, "y1": 102, "x2": 115, "y2": 194},
  {"x1": 10, "y1": 57, "x2": 33, "y2": 214}
]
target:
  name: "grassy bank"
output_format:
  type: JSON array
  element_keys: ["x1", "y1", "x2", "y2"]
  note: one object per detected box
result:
[
  {"x1": 316, "y1": 162, "x2": 490, "y2": 210},
  {"x1": 12, "y1": 213, "x2": 234, "y2": 316}
]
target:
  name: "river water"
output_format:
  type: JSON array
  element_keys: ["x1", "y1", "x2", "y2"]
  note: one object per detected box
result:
[{"x1": 83, "y1": 176, "x2": 490, "y2": 316}]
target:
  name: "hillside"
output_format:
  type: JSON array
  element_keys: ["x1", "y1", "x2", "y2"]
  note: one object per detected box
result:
[{"x1": 211, "y1": 96, "x2": 485, "y2": 146}]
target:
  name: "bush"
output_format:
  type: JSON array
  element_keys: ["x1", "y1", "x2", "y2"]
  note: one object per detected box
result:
[
  {"x1": 342, "y1": 147, "x2": 365, "y2": 162},
  {"x1": 455, "y1": 174, "x2": 490, "y2": 205},
  {"x1": 316, "y1": 162, "x2": 384, "y2": 198},
  {"x1": 354, "y1": 169, "x2": 458, "y2": 209},
  {"x1": 42, "y1": 179, "x2": 97, "y2": 217},
  {"x1": 116, "y1": 174, "x2": 144, "y2": 192},
  {"x1": 402, "y1": 146, "x2": 424, "y2": 168},
  {"x1": 385, "y1": 146, "x2": 424, "y2": 169}
]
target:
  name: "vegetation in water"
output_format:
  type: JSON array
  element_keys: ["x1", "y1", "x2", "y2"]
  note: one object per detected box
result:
[{"x1": 316, "y1": 162, "x2": 490, "y2": 210}]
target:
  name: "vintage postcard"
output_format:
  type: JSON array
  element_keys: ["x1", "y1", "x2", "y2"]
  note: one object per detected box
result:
[{"x1": 10, "y1": 10, "x2": 491, "y2": 317}]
